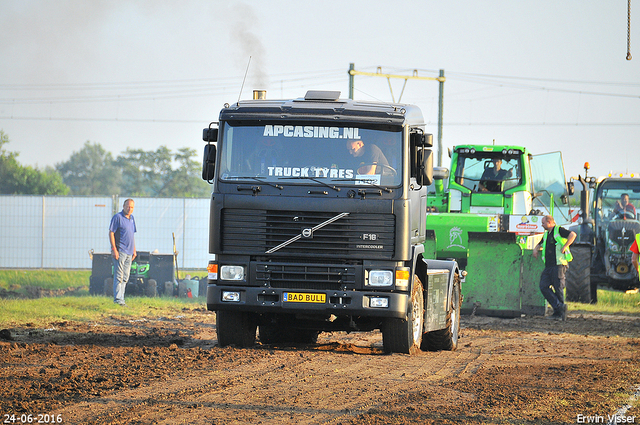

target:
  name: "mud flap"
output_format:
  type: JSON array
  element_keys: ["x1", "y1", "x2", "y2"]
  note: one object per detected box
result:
[
  {"x1": 463, "y1": 232, "x2": 524, "y2": 317},
  {"x1": 421, "y1": 258, "x2": 459, "y2": 332},
  {"x1": 423, "y1": 269, "x2": 450, "y2": 332}
]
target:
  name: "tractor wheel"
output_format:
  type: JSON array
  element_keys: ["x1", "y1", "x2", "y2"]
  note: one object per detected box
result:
[
  {"x1": 382, "y1": 275, "x2": 424, "y2": 354},
  {"x1": 89, "y1": 276, "x2": 103, "y2": 295},
  {"x1": 565, "y1": 243, "x2": 592, "y2": 303},
  {"x1": 104, "y1": 278, "x2": 114, "y2": 297},
  {"x1": 423, "y1": 273, "x2": 461, "y2": 351},
  {"x1": 216, "y1": 310, "x2": 257, "y2": 348},
  {"x1": 145, "y1": 279, "x2": 157, "y2": 297}
]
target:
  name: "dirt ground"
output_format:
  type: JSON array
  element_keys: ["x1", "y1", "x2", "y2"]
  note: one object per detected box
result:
[{"x1": 1, "y1": 308, "x2": 640, "y2": 425}]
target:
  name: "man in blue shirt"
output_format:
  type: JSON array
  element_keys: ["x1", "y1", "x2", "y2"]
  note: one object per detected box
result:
[{"x1": 109, "y1": 199, "x2": 137, "y2": 306}]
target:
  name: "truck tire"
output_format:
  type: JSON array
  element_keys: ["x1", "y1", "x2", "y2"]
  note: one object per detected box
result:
[
  {"x1": 382, "y1": 275, "x2": 424, "y2": 354},
  {"x1": 104, "y1": 278, "x2": 113, "y2": 297},
  {"x1": 565, "y1": 243, "x2": 592, "y2": 303},
  {"x1": 423, "y1": 274, "x2": 461, "y2": 351},
  {"x1": 216, "y1": 310, "x2": 257, "y2": 348}
]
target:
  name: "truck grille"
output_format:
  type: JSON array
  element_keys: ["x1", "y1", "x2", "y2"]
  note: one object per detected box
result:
[
  {"x1": 220, "y1": 209, "x2": 395, "y2": 258},
  {"x1": 255, "y1": 262, "x2": 357, "y2": 290}
]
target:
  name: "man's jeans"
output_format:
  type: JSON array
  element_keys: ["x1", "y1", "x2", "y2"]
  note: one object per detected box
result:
[
  {"x1": 113, "y1": 251, "x2": 133, "y2": 304},
  {"x1": 539, "y1": 264, "x2": 568, "y2": 312}
]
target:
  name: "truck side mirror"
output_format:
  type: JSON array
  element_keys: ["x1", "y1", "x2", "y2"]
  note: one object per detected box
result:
[
  {"x1": 202, "y1": 144, "x2": 216, "y2": 182},
  {"x1": 203, "y1": 127, "x2": 218, "y2": 142},
  {"x1": 417, "y1": 149, "x2": 433, "y2": 186},
  {"x1": 410, "y1": 132, "x2": 433, "y2": 148}
]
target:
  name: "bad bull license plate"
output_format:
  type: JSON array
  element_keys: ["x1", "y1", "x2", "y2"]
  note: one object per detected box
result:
[{"x1": 283, "y1": 292, "x2": 326, "y2": 303}]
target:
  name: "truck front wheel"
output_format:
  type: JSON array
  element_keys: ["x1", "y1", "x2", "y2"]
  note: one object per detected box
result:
[
  {"x1": 382, "y1": 275, "x2": 424, "y2": 354},
  {"x1": 216, "y1": 310, "x2": 257, "y2": 348}
]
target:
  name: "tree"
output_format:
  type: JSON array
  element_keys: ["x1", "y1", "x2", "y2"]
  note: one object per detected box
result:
[
  {"x1": 55, "y1": 141, "x2": 121, "y2": 196},
  {"x1": 163, "y1": 147, "x2": 211, "y2": 197},
  {"x1": 116, "y1": 146, "x2": 210, "y2": 197},
  {"x1": 0, "y1": 130, "x2": 69, "y2": 195}
]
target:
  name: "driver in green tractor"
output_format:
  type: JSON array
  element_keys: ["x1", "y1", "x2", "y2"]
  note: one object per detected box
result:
[{"x1": 478, "y1": 158, "x2": 513, "y2": 192}]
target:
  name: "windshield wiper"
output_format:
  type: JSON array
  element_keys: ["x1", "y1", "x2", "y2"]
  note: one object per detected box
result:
[
  {"x1": 280, "y1": 176, "x2": 340, "y2": 192},
  {"x1": 233, "y1": 176, "x2": 283, "y2": 190},
  {"x1": 331, "y1": 178, "x2": 392, "y2": 193}
]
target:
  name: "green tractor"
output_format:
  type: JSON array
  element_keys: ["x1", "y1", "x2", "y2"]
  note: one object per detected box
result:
[{"x1": 424, "y1": 144, "x2": 573, "y2": 316}]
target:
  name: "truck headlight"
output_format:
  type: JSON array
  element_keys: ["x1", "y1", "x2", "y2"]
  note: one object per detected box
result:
[
  {"x1": 367, "y1": 270, "x2": 393, "y2": 286},
  {"x1": 220, "y1": 265, "x2": 245, "y2": 281}
]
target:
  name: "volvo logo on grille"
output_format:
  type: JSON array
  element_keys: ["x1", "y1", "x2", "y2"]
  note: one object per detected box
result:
[{"x1": 301, "y1": 227, "x2": 313, "y2": 238}]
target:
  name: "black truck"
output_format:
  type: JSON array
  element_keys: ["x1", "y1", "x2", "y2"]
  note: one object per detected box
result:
[{"x1": 201, "y1": 90, "x2": 461, "y2": 354}]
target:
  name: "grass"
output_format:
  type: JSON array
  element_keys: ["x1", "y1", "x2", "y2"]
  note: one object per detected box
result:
[
  {"x1": 568, "y1": 288, "x2": 640, "y2": 315},
  {"x1": 0, "y1": 295, "x2": 207, "y2": 328},
  {"x1": 0, "y1": 269, "x2": 209, "y2": 328},
  {"x1": 0, "y1": 269, "x2": 91, "y2": 293}
]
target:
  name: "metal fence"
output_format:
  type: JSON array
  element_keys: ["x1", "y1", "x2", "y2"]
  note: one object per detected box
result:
[{"x1": 0, "y1": 195, "x2": 213, "y2": 270}]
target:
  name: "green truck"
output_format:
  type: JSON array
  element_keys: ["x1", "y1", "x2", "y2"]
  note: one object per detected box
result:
[{"x1": 424, "y1": 144, "x2": 573, "y2": 317}]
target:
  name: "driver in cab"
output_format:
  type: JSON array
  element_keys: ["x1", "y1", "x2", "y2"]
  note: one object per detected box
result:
[
  {"x1": 346, "y1": 139, "x2": 389, "y2": 175},
  {"x1": 479, "y1": 158, "x2": 513, "y2": 192},
  {"x1": 614, "y1": 193, "x2": 637, "y2": 219}
]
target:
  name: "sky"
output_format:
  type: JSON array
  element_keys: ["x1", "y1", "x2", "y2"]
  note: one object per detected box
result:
[{"x1": 1, "y1": 0, "x2": 639, "y2": 181}]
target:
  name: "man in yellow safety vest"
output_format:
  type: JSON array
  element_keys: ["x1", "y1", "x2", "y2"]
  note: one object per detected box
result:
[{"x1": 533, "y1": 215, "x2": 577, "y2": 321}]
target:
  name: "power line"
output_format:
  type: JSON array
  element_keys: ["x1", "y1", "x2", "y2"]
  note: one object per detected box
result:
[
  {"x1": 2, "y1": 115, "x2": 639, "y2": 127},
  {"x1": 0, "y1": 115, "x2": 206, "y2": 123}
]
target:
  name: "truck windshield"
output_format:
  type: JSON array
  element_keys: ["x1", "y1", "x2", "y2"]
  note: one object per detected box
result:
[
  {"x1": 218, "y1": 123, "x2": 403, "y2": 187},
  {"x1": 454, "y1": 153, "x2": 521, "y2": 193}
]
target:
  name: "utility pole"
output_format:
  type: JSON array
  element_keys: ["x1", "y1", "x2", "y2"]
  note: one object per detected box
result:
[
  {"x1": 348, "y1": 63, "x2": 446, "y2": 166},
  {"x1": 438, "y1": 69, "x2": 445, "y2": 167}
]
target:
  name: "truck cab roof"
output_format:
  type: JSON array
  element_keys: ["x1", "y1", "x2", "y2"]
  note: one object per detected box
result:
[{"x1": 219, "y1": 90, "x2": 425, "y2": 127}]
